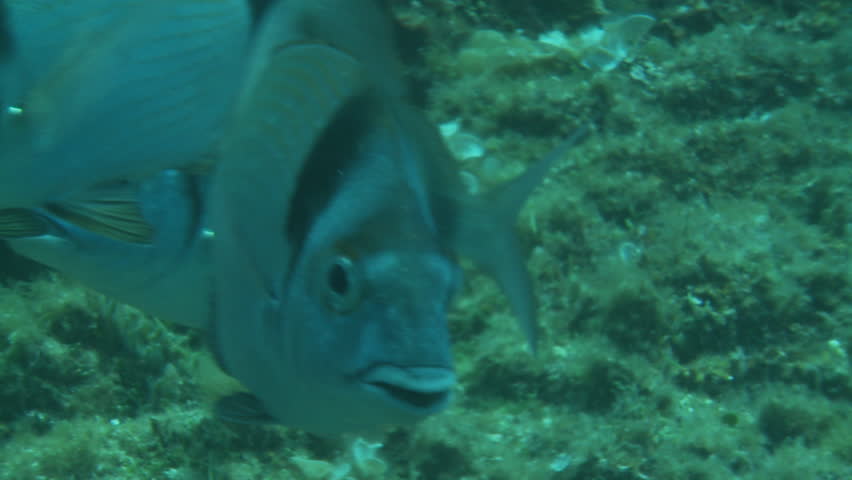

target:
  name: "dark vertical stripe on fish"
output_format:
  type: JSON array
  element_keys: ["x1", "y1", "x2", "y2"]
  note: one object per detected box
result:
[{"x1": 245, "y1": 0, "x2": 278, "y2": 28}]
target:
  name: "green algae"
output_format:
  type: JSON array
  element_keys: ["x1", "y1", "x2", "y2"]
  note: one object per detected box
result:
[{"x1": 1, "y1": 1, "x2": 851, "y2": 479}]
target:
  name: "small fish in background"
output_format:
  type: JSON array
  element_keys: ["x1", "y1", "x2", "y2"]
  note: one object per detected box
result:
[
  {"x1": 0, "y1": 169, "x2": 214, "y2": 329},
  {"x1": 0, "y1": 0, "x2": 251, "y2": 208},
  {"x1": 208, "y1": 0, "x2": 587, "y2": 434}
]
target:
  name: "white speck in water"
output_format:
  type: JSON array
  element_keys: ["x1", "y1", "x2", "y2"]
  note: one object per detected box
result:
[
  {"x1": 549, "y1": 453, "x2": 573, "y2": 472},
  {"x1": 618, "y1": 242, "x2": 643, "y2": 264}
]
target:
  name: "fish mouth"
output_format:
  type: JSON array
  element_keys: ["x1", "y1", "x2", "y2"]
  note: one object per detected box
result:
[{"x1": 359, "y1": 365, "x2": 455, "y2": 413}]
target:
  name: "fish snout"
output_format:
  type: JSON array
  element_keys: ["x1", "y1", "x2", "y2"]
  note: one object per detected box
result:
[{"x1": 358, "y1": 364, "x2": 455, "y2": 414}]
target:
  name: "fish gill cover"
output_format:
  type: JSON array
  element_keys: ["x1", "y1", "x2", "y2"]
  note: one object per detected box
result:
[{"x1": 0, "y1": 0, "x2": 851, "y2": 479}]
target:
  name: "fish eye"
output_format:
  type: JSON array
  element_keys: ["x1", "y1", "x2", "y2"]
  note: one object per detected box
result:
[{"x1": 321, "y1": 255, "x2": 362, "y2": 313}]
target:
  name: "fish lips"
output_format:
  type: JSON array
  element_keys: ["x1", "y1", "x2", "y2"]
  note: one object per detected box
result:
[{"x1": 357, "y1": 364, "x2": 455, "y2": 415}]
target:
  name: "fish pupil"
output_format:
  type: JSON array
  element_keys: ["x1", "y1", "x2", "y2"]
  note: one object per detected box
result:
[
  {"x1": 328, "y1": 261, "x2": 349, "y2": 296},
  {"x1": 320, "y1": 255, "x2": 361, "y2": 313}
]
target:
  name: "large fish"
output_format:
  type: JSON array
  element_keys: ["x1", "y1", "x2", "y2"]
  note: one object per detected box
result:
[
  {"x1": 0, "y1": 0, "x2": 585, "y2": 435},
  {"x1": 207, "y1": 0, "x2": 586, "y2": 433},
  {"x1": 0, "y1": 0, "x2": 251, "y2": 208},
  {"x1": 1, "y1": 169, "x2": 213, "y2": 329}
]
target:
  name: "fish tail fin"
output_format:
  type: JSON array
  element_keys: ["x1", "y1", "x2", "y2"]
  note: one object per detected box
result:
[{"x1": 454, "y1": 126, "x2": 590, "y2": 353}]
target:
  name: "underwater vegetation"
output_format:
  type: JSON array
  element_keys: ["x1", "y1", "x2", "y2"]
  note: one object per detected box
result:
[{"x1": 1, "y1": 0, "x2": 850, "y2": 478}]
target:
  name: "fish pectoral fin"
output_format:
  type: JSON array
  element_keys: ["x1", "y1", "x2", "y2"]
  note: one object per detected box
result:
[
  {"x1": 0, "y1": 208, "x2": 50, "y2": 237},
  {"x1": 47, "y1": 184, "x2": 154, "y2": 244},
  {"x1": 215, "y1": 392, "x2": 278, "y2": 425}
]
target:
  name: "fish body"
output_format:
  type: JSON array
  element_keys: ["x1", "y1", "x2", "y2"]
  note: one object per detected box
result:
[
  {"x1": 0, "y1": 0, "x2": 585, "y2": 434},
  {"x1": 0, "y1": 0, "x2": 251, "y2": 207},
  {"x1": 207, "y1": 0, "x2": 583, "y2": 433},
  {"x1": 212, "y1": 50, "x2": 460, "y2": 431}
]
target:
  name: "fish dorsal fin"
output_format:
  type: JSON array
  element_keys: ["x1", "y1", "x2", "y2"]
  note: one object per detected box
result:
[{"x1": 452, "y1": 127, "x2": 590, "y2": 353}]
